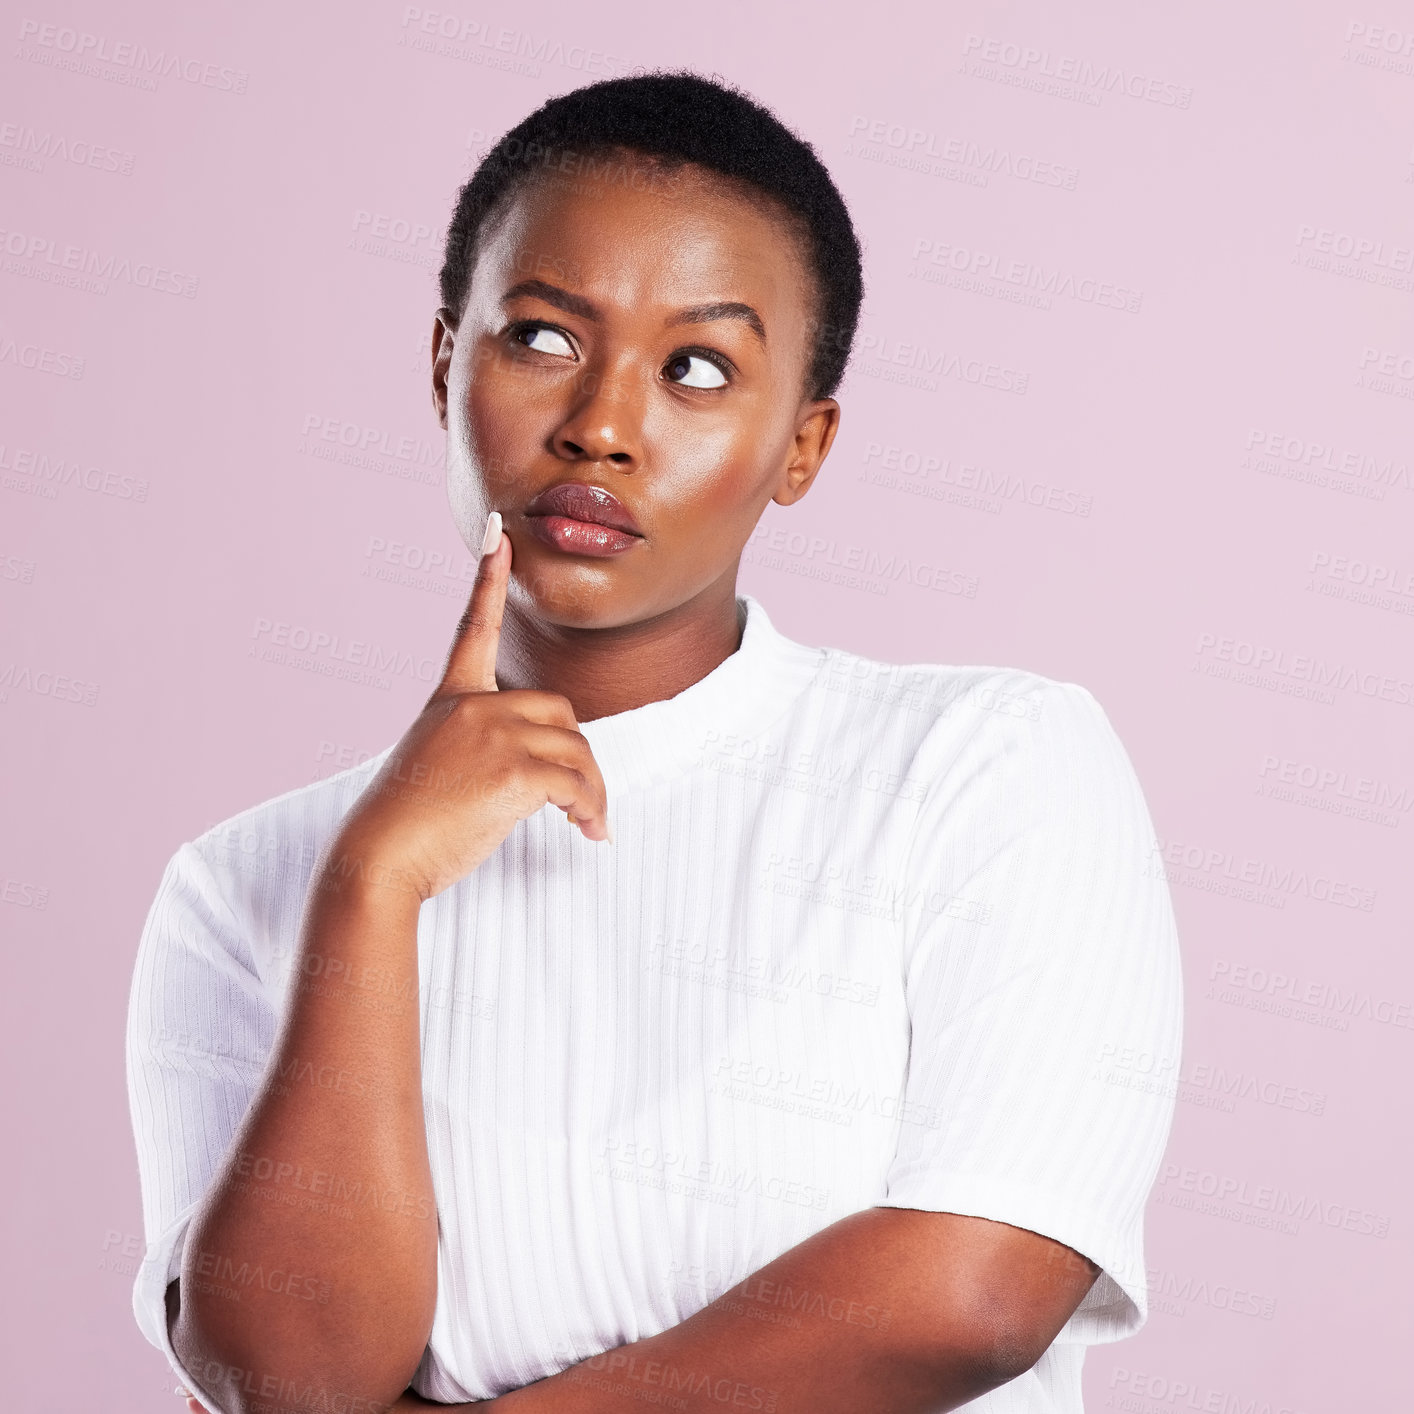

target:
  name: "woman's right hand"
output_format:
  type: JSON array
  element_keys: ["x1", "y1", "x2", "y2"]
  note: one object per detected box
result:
[{"x1": 324, "y1": 510, "x2": 612, "y2": 905}]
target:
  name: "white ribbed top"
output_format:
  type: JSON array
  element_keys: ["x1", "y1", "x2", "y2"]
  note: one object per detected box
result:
[{"x1": 126, "y1": 591, "x2": 1183, "y2": 1412}]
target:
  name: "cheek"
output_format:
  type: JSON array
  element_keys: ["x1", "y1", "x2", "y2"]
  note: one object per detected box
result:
[
  {"x1": 462, "y1": 369, "x2": 544, "y2": 490},
  {"x1": 649, "y1": 416, "x2": 765, "y2": 505},
  {"x1": 667, "y1": 466, "x2": 771, "y2": 555}
]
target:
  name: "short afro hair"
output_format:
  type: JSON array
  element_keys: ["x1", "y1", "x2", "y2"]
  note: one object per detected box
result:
[{"x1": 438, "y1": 68, "x2": 864, "y2": 403}]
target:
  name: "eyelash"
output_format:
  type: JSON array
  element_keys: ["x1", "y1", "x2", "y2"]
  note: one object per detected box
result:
[{"x1": 504, "y1": 319, "x2": 735, "y2": 385}]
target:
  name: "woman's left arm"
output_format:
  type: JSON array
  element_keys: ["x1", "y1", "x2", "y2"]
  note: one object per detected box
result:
[
  {"x1": 183, "y1": 1204, "x2": 1091, "y2": 1414},
  {"x1": 392, "y1": 1204, "x2": 1097, "y2": 1414}
]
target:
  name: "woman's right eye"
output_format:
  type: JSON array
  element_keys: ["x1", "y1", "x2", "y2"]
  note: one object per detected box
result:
[{"x1": 511, "y1": 322, "x2": 575, "y2": 358}]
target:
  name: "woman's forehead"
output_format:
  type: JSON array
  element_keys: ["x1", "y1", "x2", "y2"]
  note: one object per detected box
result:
[{"x1": 473, "y1": 162, "x2": 811, "y2": 314}]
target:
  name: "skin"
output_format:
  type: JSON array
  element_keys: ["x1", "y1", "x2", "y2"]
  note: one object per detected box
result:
[
  {"x1": 430, "y1": 152, "x2": 840, "y2": 722},
  {"x1": 171, "y1": 149, "x2": 1100, "y2": 1414}
]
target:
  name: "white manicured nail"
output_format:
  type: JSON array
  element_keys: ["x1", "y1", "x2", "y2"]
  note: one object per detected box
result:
[{"x1": 480, "y1": 509, "x2": 502, "y2": 557}]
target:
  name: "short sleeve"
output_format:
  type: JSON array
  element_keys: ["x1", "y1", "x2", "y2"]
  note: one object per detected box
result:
[
  {"x1": 881, "y1": 679, "x2": 1183, "y2": 1343},
  {"x1": 125, "y1": 841, "x2": 279, "y2": 1404}
]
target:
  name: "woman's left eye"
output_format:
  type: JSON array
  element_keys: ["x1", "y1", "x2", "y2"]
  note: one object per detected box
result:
[{"x1": 663, "y1": 351, "x2": 729, "y2": 390}]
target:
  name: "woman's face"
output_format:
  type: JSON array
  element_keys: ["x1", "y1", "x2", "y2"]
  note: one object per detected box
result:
[{"x1": 431, "y1": 153, "x2": 840, "y2": 629}]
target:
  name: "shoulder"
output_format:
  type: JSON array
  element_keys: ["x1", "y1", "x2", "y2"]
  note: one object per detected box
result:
[
  {"x1": 802, "y1": 638, "x2": 1117, "y2": 768},
  {"x1": 169, "y1": 745, "x2": 396, "y2": 967},
  {"x1": 782, "y1": 639, "x2": 1152, "y2": 845},
  {"x1": 191, "y1": 745, "x2": 394, "y2": 865}
]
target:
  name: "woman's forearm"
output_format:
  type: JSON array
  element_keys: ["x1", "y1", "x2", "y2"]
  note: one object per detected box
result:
[
  {"x1": 390, "y1": 1208, "x2": 1095, "y2": 1414},
  {"x1": 173, "y1": 862, "x2": 438, "y2": 1414}
]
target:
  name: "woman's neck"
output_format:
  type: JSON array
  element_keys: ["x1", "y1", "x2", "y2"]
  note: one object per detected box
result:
[{"x1": 493, "y1": 582, "x2": 746, "y2": 724}]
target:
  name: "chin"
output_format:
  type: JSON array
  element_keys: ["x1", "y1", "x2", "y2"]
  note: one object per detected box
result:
[{"x1": 506, "y1": 557, "x2": 634, "y2": 629}]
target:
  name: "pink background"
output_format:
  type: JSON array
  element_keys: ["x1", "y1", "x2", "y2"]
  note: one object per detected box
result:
[{"x1": 4, "y1": 2, "x2": 1411, "y2": 1408}]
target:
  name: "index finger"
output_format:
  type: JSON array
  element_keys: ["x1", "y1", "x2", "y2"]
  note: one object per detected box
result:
[{"x1": 437, "y1": 509, "x2": 507, "y2": 696}]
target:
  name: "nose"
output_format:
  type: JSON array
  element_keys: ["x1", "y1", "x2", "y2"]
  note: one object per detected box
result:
[{"x1": 551, "y1": 359, "x2": 645, "y2": 468}]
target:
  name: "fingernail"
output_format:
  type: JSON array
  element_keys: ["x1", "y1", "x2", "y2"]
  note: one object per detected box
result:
[
  {"x1": 602, "y1": 816, "x2": 614, "y2": 845},
  {"x1": 480, "y1": 509, "x2": 502, "y2": 557}
]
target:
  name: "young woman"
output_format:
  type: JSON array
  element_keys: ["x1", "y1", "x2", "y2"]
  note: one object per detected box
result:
[{"x1": 129, "y1": 70, "x2": 1182, "y2": 1414}]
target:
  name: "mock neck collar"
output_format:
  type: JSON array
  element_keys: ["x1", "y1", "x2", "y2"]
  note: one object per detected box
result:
[{"x1": 577, "y1": 592, "x2": 825, "y2": 797}]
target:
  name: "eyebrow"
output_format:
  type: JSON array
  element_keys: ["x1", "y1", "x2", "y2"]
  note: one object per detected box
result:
[{"x1": 501, "y1": 279, "x2": 767, "y2": 346}]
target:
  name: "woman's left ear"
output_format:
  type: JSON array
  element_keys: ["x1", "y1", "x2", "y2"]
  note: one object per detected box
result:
[{"x1": 773, "y1": 399, "x2": 840, "y2": 506}]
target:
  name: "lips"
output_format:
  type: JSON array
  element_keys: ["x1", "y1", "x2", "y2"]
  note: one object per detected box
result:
[{"x1": 524, "y1": 482, "x2": 642, "y2": 535}]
